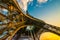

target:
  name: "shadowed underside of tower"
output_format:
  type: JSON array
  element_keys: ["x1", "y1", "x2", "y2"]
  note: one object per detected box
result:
[{"x1": 0, "y1": 0, "x2": 60, "y2": 40}]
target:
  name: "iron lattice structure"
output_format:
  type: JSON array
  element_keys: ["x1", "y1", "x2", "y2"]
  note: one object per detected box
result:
[{"x1": 0, "y1": 0, "x2": 60, "y2": 40}]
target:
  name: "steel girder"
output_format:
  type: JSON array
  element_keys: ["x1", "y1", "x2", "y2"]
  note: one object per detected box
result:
[{"x1": 0, "y1": 0, "x2": 60, "y2": 40}]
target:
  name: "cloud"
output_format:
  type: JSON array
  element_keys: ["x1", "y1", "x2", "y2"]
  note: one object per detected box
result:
[
  {"x1": 18, "y1": 0, "x2": 33, "y2": 12},
  {"x1": 17, "y1": 0, "x2": 48, "y2": 12},
  {"x1": 37, "y1": 0, "x2": 48, "y2": 3}
]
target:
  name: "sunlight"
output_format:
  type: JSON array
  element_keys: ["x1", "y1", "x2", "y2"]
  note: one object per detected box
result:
[{"x1": 40, "y1": 32, "x2": 60, "y2": 40}]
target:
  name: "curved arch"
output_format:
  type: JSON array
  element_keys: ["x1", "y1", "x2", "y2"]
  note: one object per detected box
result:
[
  {"x1": 7, "y1": 25, "x2": 36, "y2": 40},
  {"x1": 7, "y1": 25, "x2": 27, "y2": 40}
]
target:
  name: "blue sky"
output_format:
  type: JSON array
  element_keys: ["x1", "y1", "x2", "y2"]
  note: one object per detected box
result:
[
  {"x1": 27, "y1": 0, "x2": 60, "y2": 27},
  {"x1": 1, "y1": 0, "x2": 60, "y2": 27}
]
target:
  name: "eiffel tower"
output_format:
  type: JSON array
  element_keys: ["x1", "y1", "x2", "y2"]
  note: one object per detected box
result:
[{"x1": 0, "y1": 0, "x2": 60, "y2": 40}]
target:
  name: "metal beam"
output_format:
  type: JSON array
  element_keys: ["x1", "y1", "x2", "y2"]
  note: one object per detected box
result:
[{"x1": 0, "y1": 2, "x2": 9, "y2": 10}]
